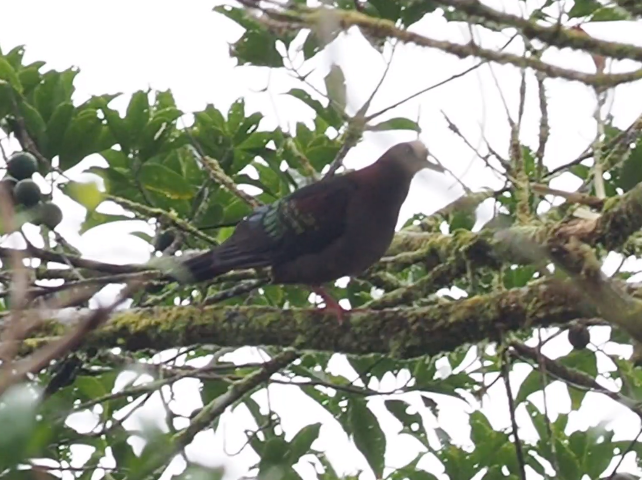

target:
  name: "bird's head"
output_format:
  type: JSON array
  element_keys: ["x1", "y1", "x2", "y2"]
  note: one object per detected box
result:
[{"x1": 384, "y1": 140, "x2": 445, "y2": 176}]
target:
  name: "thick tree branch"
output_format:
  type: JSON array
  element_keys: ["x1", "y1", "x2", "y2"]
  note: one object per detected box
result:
[
  {"x1": 384, "y1": 179, "x2": 642, "y2": 275},
  {"x1": 510, "y1": 342, "x2": 642, "y2": 419},
  {"x1": 435, "y1": 0, "x2": 642, "y2": 63},
  {"x1": 256, "y1": 7, "x2": 642, "y2": 88},
  {"x1": 18, "y1": 279, "x2": 639, "y2": 359},
  {"x1": 4, "y1": 180, "x2": 642, "y2": 314}
]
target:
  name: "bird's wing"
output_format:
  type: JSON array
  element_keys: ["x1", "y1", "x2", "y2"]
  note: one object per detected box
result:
[
  {"x1": 178, "y1": 175, "x2": 358, "y2": 282},
  {"x1": 273, "y1": 174, "x2": 358, "y2": 262}
]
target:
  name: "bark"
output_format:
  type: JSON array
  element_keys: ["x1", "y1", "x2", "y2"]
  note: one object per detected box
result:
[{"x1": 21, "y1": 278, "x2": 627, "y2": 359}]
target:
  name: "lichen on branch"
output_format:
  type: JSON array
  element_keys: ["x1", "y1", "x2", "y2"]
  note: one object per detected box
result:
[{"x1": 20, "y1": 277, "x2": 631, "y2": 359}]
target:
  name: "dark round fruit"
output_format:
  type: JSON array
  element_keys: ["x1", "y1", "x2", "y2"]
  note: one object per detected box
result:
[
  {"x1": 14, "y1": 179, "x2": 41, "y2": 207},
  {"x1": 37, "y1": 202, "x2": 63, "y2": 229},
  {"x1": 568, "y1": 324, "x2": 590, "y2": 350},
  {"x1": 7, "y1": 152, "x2": 38, "y2": 180},
  {"x1": 154, "y1": 230, "x2": 176, "y2": 252}
]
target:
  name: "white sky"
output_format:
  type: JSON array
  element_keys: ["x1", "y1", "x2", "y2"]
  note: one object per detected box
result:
[{"x1": 1, "y1": 0, "x2": 642, "y2": 479}]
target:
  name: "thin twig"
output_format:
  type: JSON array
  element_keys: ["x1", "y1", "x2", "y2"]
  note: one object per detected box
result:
[
  {"x1": 0, "y1": 281, "x2": 142, "y2": 395},
  {"x1": 501, "y1": 349, "x2": 527, "y2": 480}
]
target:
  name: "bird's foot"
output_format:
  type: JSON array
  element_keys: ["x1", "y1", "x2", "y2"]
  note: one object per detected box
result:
[{"x1": 312, "y1": 287, "x2": 349, "y2": 324}]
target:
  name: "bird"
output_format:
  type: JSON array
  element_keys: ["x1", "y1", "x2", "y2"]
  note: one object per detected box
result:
[{"x1": 173, "y1": 140, "x2": 444, "y2": 321}]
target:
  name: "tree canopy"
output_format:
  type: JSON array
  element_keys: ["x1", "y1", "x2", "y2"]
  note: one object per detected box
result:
[{"x1": 1, "y1": 0, "x2": 642, "y2": 479}]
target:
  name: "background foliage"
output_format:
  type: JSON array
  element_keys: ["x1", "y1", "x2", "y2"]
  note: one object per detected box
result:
[{"x1": 1, "y1": 0, "x2": 642, "y2": 479}]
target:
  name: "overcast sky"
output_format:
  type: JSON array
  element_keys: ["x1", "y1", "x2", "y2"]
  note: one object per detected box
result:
[{"x1": 1, "y1": 1, "x2": 642, "y2": 479}]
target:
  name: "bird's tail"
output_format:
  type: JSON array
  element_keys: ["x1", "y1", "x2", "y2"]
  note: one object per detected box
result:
[
  {"x1": 176, "y1": 251, "x2": 232, "y2": 283},
  {"x1": 170, "y1": 244, "x2": 272, "y2": 284}
]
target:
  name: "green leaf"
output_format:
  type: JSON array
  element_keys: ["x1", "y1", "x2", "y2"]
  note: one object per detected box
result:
[
  {"x1": 100, "y1": 149, "x2": 129, "y2": 169},
  {"x1": 286, "y1": 423, "x2": 321, "y2": 464},
  {"x1": 570, "y1": 163, "x2": 590, "y2": 180},
  {"x1": 324, "y1": 64, "x2": 346, "y2": 113},
  {"x1": 286, "y1": 89, "x2": 341, "y2": 128},
  {"x1": 154, "y1": 89, "x2": 177, "y2": 110},
  {"x1": 112, "y1": 436, "x2": 137, "y2": 470},
  {"x1": 34, "y1": 69, "x2": 78, "y2": 123},
  {"x1": 233, "y1": 112, "x2": 263, "y2": 145},
  {"x1": 4, "y1": 45, "x2": 25, "y2": 69},
  {"x1": 126, "y1": 90, "x2": 151, "y2": 144},
  {"x1": 80, "y1": 211, "x2": 132, "y2": 234},
  {"x1": 101, "y1": 105, "x2": 130, "y2": 153},
  {"x1": 441, "y1": 445, "x2": 477, "y2": 480},
  {"x1": 558, "y1": 350, "x2": 597, "y2": 378},
  {"x1": 302, "y1": 30, "x2": 339, "y2": 60},
  {"x1": 616, "y1": 138, "x2": 642, "y2": 192},
  {"x1": 231, "y1": 29, "x2": 284, "y2": 68},
  {"x1": 348, "y1": 399, "x2": 385, "y2": 478},
  {"x1": 62, "y1": 180, "x2": 104, "y2": 211},
  {"x1": 75, "y1": 376, "x2": 109, "y2": 400},
  {"x1": 0, "y1": 384, "x2": 39, "y2": 470},
  {"x1": 568, "y1": 0, "x2": 602, "y2": 18},
  {"x1": 590, "y1": 6, "x2": 632, "y2": 21},
  {"x1": 449, "y1": 209, "x2": 476, "y2": 231},
  {"x1": 0, "y1": 81, "x2": 13, "y2": 118},
  {"x1": 368, "y1": 0, "x2": 401, "y2": 20},
  {"x1": 45, "y1": 102, "x2": 75, "y2": 158},
  {"x1": 369, "y1": 117, "x2": 421, "y2": 132},
  {"x1": 18, "y1": 100, "x2": 47, "y2": 151},
  {"x1": 515, "y1": 369, "x2": 545, "y2": 405},
  {"x1": 201, "y1": 380, "x2": 229, "y2": 404},
  {"x1": 138, "y1": 163, "x2": 194, "y2": 200},
  {"x1": 59, "y1": 108, "x2": 104, "y2": 170},
  {"x1": 258, "y1": 437, "x2": 289, "y2": 476},
  {"x1": 138, "y1": 107, "x2": 182, "y2": 159},
  {"x1": 400, "y1": 1, "x2": 440, "y2": 27},
  {"x1": 227, "y1": 98, "x2": 246, "y2": 133},
  {"x1": 503, "y1": 265, "x2": 537, "y2": 288},
  {"x1": 385, "y1": 398, "x2": 428, "y2": 446},
  {"x1": 389, "y1": 467, "x2": 439, "y2": 480},
  {"x1": 0, "y1": 57, "x2": 22, "y2": 93},
  {"x1": 469, "y1": 410, "x2": 494, "y2": 447},
  {"x1": 584, "y1": 425, "x2": 615, "y2": 477},
  {"x1": 554, "y1": 438, "x2": 581, "y2": 480},
  {"x1": 18, "y1": 63, "x2": 44, "y2": 94}
]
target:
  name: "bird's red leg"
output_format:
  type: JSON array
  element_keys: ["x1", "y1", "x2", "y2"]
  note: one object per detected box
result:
[{"x1": 311, "y1": 287, "x2": 347, "y2": 324}]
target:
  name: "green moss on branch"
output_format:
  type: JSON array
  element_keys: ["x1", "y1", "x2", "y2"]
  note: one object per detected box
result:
[
  {"x1": 292, "y1": 8, "x2": 642, "y2": 88},
  {"x1": 23, "y1": 278, "x2": 609, "y2": 359},
  {"x1": 436, "y1": 0, "x2": 642, "y2": 63}
]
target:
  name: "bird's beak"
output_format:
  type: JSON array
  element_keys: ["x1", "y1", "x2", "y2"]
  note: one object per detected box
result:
[
  {"x1": 425, "y1": 160, "x2": 446, "y2": 173},
  {"x1": 408, "y1": 140, "x2": 445, "y2": 173}
]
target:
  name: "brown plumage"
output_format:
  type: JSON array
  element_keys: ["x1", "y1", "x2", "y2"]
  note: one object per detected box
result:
[{"x1": 175, "y1": 140, "x2": 443, "y2": 320}]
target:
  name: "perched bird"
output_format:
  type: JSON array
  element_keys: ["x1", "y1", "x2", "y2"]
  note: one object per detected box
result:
[{"x1": 175, "y1": 140, "x2": 444, "y2": 321}]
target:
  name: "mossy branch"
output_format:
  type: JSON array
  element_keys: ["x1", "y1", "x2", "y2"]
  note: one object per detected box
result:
[
  {"x1": 436, "y1": 0, "x2": 642, "y2": 63},
  {"x1": 258, "y1": 7, "x2": 642, "y2": 88},
  {"x1": 107, "y1": 194, "x2": 218, "y2": 245},
  {"x1": 19, "y1": 278, "x2": 638, "y2": 359},
  {"x1": 201, "y1": 155, "x2": 262, "y2": 208},
  {"x1": 386, "y1": 180, "x2": 642, "y2": 271}
]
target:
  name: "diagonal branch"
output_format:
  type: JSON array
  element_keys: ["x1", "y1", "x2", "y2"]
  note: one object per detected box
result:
[
  {"x1": 435, "y1": 0, "x2": 642, "y2": 63},
  {"x1": 255, "y1": 7, "x2": 642, "y2": 88},
  {"x1": 134, "y1": 349, "x2": 299, "y2": 478}
]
